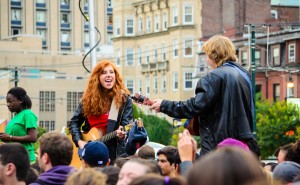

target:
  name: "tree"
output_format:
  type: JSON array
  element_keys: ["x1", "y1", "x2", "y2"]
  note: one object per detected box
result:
[
  {"x1": 133, "y1": 104, "x2": 172, "y2": 145},
  {"x1": 256, "y1": 94, "x2": 300, "y2": 159}
]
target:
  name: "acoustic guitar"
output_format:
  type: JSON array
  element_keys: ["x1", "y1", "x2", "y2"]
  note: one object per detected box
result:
[
  {"x1": 67, "y1": 123, "x2": 133, "y2": 169},
  {"x1": 131, "y1": 93, "x2": 200, "y2": 136}
]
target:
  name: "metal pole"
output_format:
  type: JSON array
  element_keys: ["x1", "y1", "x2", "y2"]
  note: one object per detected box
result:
[
  {"x1": 88, "y1": 0, "x2": 97, "y2": 70},
  {"x1": 251, "y1": 25, "x2": 256, "y2": 138},
  {"x1": 14, "y1": 67, "x2": 18, "y2": 87}
]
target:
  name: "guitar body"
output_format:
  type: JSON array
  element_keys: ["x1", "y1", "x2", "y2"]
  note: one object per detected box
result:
[
  {"x1": 187, "y1": 117, "x2": 200, "y2": 136},
  {"x1": 68, "y1": 127, "x2": 104, "y2": 169}
]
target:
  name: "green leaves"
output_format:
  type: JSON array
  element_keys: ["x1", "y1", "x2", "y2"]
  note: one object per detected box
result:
[{"x1": 256, "y1": 93, "x2": 300, "y2": 158}]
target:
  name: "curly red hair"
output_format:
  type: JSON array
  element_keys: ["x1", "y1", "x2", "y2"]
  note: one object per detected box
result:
[{"x1": 82, "y1": 60, "x2": 130, "y2": 117}]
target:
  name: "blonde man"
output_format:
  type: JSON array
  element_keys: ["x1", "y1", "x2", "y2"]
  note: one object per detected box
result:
[{"x1": 150, "y1": 35, "x2": 259, "y2": 158}]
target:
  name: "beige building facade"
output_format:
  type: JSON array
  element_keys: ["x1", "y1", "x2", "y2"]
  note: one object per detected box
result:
[
  {"x1": 0, "y1": 0, "x2": 114, "y2": 131},
  {"x1": 113, "y1": 0, "x2": 202, "y2": 122}
]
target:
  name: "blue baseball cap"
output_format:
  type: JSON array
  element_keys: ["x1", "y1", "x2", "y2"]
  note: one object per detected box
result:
[{"x1": 78, "y1": 141, "x2": 109, "y2": 167}]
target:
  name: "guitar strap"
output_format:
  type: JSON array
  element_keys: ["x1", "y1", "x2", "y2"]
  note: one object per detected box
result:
[{"x1": 107, "y1": 96, "x2": 127, "y2": 133}]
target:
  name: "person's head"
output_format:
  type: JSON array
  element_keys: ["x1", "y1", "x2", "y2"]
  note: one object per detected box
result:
[
  {"x1": 65, "y1": 168, "x2": 107, "y2": 185},
  {"x1": 25, "y1": 167, "x2": 39, "y2": 185},
  {"x1": 79, "y1": 141, "x2": 110, "y2": 168},
  {"x1": 81, "y1": 60, "x2": 130, "y2": 117},
  {"x1": 128, "y1": 174, "x2": 187, "y2": 185},
  {"x1": 202, "y1": 35, "x2": 238, "y2": 68},
  {"x1": 285, "y1": 140, "x2": 300, "y2": 164},
  {"x1": 156, "y1": 146, "x2": 181, "y2": 176},
  {"x1": 114, "y1": 156, "x2": 139, "y2": 169},
  {"x1": 96, "y1": 166, "x2": 120, "y2": 185},
  {"x1": 137, "y1": 145, "x2": 155, "y2": 160},
  {"x1": 273, "y1": 161, "x2": 300, "y2": 184},
  {"x1": 117, "y1": 158, "x2": 161, "y2": 185},
  {"x1": 6, "y1": 87, "x2": 32, "y2": 113},
  {"x1": 37, "y1": 131, "x2": 73, "y2": 172},
  {"x1": 277, "y1": 143, "x2": 293, "y2": 163},
  {"x1": 187, "y1": 147, "x2": 268, "y2": 185},
  {"x1": 217, "y1": 138, "x2": 249, "y2": 151},
  {"x1": 0, "y1": 143, "x2": 30, "y2": 184}
]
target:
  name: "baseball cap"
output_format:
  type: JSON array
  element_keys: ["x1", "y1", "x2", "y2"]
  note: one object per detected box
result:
[
  {"x1": 125, "y1": 127, "x2": 147, "y2": 155},
  {"x1": 273, "y1": 161, "x2": 300, "y2": 183},
  {"x1": 78, "y1": 141, "x2": 109, "y2": 167}
]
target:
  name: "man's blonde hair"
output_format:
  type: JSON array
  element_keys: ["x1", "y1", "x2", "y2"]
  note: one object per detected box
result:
[{"x1": 202, "y1": 35, "x2": 238, "y2": 66}]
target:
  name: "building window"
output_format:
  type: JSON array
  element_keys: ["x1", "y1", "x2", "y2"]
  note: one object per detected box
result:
[
  {"x1": 183, "y1": 5, "x2": 193, "y2": 24},
  {"x1": 36, "y1": 11, "x2": 46, "y2": 23},
  {"x1": 153, "y1": 46, "x2": 157, "y2": 62},
  {"x1": 37, "y1": 29, "x2": 46, "y2": 44},
  {"x1": 173, "y1": 72, "x2": 178, "y2": 90},
  {"x1": 146, "y1": 16, "x2": 151, "y2": 33},
  {"x1": 39, "y1": 91, "x2": 55, "y2": 112},
  {"x1": 11, "y1": 27, "x2": 21, "y2": 35},
  {"x1": 125, "y1": 18, "x2": 134, "y2": 35},
  {"x1": 137, "y1": 48, "x2": 142, "y2": 65},
  {"x1": 162, "y1": 13, "x2": 167, "y2": 30},
  {"x1": 126, "y1": 80, "x2": 134, "y2": 94},
  {"x1": 146, "y1": 78, "x2": 150, "y2": 96},
  {"x1": 138, "y1": 17, "x2": 143, "y2": 33},
  {"x1": 39, "y1": 120, "x2": 55, "y2": 131},
  {"x1": 154, "y1": 14, "x2": 159, "y2": 32},
  {"x1": 67, "y1": 92, "x2": 83, "y2": 112},
  {"x1": 184, "y1": 72, "x2": 193, "y2": 89},
  {"x1": 84, "y1": 31, "x2": 89, "y2": 46},
  {"x1": 255, "y1": 50, "x2": 261, "y2": 66},
  {"x1": 162, "y1": 75, "x2": 166, "y2": 93},
  {"x1": 145, "y1": 47, "x2": 149, "y2": 64},
  {"x1": 241, "y1": 51, "x2": 248, "y2": 67},
  {"x1": 126, "y1": 48, "x2": 134, "y2": 65},
  {"x1": 184, "y1": 39, "x2": 193, "y2": 57},
  {"x1": 271, "y1": 10, "x2": 278, "y2": 19},
  {"x1": 115, "y1": 49, "x2": 120, "y2": 66},
  {"x1": 11, "y1": 9, "x2": 21, "y2": 21},
  {"x1": 199, "y1": 55, "x2": 207, "y2": 72},
  {"x1": 37, "y1": 0, "x2": 46, "y2": 3},
  {"x1": 61, "y1": 12, "x2": 70, "y2": 23},
  {"x1": 115, "y1": 18, "x2": 120, "y2": 36},
  {"x1": 61, "y1": 31, "x2": 70, "y2": 42},
  {"x1": 162, "y1": 44, "x2": 166, "y2": 61},
  {"x1": 153, "y1": 77, "x2": 158, "y2": 93},
  {"x1": 61, "y1": 0, "x2": 70, "y2": 5},
  {"x1": 288, "y1": 44, "x2": 295, "y2": 63},
  {"x1": 138, "y1": 80, "x2": 142, "y2": 93},
  {"x1": 172, "y1": 6, "x2": 178, "y2": 26},
  {"x1": 273, "y1": 47, "x2": 280, "y2": 66},
  {"x1": 173, "y1": 39, "x2": 178, "y2": 58},
  {"x1": 273, "y1": 84, "x2": 280, "y2": 102},
  {"x1": 107, "y1": 33, "x2": 113, "y2": 45}
]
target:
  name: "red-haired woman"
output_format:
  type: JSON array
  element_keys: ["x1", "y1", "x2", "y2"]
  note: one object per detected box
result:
[{"x1": 69, "y1": 60, "x2": 133, "y2": 163}]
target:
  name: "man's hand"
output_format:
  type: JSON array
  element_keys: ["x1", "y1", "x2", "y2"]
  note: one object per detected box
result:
[{"x1": 149, "y1": 99, "x2": 162, "y2": 113}]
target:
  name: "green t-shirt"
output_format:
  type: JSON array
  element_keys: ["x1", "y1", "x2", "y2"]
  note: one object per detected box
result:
[{"x1": 5, "y1": 109, "x2": 38, "y2": 162}]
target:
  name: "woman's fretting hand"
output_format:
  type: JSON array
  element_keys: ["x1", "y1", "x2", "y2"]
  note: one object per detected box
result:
[{"x1": 116, "y1": 126, "x2": 125, "y2": 139}]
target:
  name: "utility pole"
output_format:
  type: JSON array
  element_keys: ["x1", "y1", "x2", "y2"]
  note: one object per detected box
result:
[
  {"x1": 88, "y1": 0, "x2": 97, "y2": 70},
  {"x1": 14, "y1": 67, "x2": 18, "y2": 87},
  {"x1": 251, "y1": 25, "x2": 256, "y2": 139}
]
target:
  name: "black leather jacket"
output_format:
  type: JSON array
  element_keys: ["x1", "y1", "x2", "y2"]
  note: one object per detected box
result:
[
  {"x1": 68, "y1": 96, "x2": 133, "y2": 161},
  {"x1": 160, "y1": 62, "x2": 254, "y2": 156}
]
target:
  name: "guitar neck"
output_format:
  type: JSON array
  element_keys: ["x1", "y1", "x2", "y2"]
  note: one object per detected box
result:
[{"x1": 98, "y1": 131, "x2": 117, "y2": 143}]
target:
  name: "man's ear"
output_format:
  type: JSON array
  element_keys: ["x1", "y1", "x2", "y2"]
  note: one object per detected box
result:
[
  {"x1": 174, "y1": 163, "x2": 179, "y2": 172},
  {"x1": 5, "y1": 163, "x2": 16, "y2": 176},
  {"x1": 106, "y1": 159, "x2": 111, "y2": 166},
  {"x1": 42, "y1": 152, "x2": 50, "y2": 164}
]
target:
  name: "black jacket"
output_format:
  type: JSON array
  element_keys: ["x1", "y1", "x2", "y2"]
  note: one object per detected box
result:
[
  {"x1": 68, "y1": 96, "x2": 134, "y2": 161},
  {"x1": 160, "y1": 62, "x2": 254, "y2": 156}
]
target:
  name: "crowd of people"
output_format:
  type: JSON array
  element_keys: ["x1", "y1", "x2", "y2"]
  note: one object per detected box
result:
[{"x1": 1, "y1": 35, "x2": 300, "y2": 185}]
